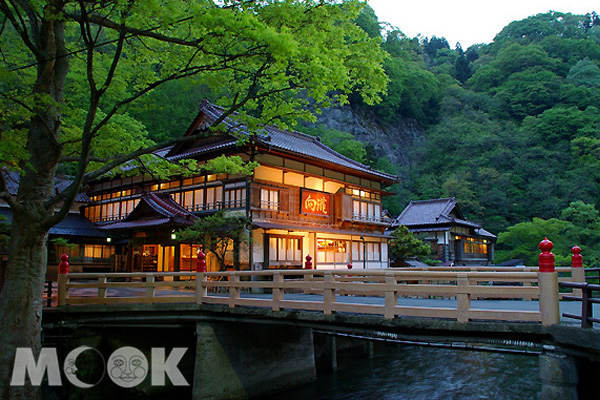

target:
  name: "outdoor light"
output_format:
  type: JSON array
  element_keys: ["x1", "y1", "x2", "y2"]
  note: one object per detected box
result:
[
  {"x1": 106, "y1": 237, "x2": 112, "y2": 243},
  {"x1": 171, "y1": 232, "x2": 177, "y2": 240}
]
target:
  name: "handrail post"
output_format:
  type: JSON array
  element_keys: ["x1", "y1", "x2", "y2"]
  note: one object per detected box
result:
[
  {"x1": 457, "y1": 273, "x2": 471, "y2": 323},
  {"x1": 272, "y1": 272, "x2": 283, "y2": 311},
  {"x1": 571, "y1": 245, "x2": 585, "y2": 298},
  {"x1": 384, "y1": 272, "x2": 397, "y2": 319},
  {"x1": 323, "y1": 271, "x2": 335, "y2": 315},
  {"x1": 57, "y1": 273, "x2": 68, "y2": 306},
  {"x1": 196, "y1": 272, "x2": 207, "y2": 304},
  {"x1": 229, "y1": 274, "x2": 240, "y2": 308},
  {"x1": 98, "y1": 275, "x2": 107, "y2": 304},
  {"x1": 539, "y1": 238, "x2": 560, "y2": 326},
  {"x1": 145, "y1": 274, "x2": 155, "y2": 302}
]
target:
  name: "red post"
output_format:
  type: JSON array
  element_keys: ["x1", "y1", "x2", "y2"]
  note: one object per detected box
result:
[
  {"x1": 571, "y1": 245, "x2": 583, "y2": 268},
  {"x1": 304, "y1": 254, "x2": 313, "y2": 270},
  {"x1": 538, "y1": 238, "x2": 559, "y2": 326},
  {"x1": 196, "y1": 250, "x2": 207, "y2": 273},
  {"x1": 58, "y1": 253, "x2": 69, "y2": 275},
  {"x1": 571, "y1": 245, "x2": 585, "y2": 297},
  {"x1": 538, "y1": 237, "x2": 555, "y2": 273},
  {"x1": 347, "y1": 263, "x2": 352, "y2": 270}
]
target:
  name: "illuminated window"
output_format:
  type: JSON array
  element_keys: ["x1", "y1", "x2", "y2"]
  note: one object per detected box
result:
[
  {"x1": 83, "y1": 245, "x2": 114, "y2": 261},
  {"x1": 260, "y1": 189, "x2": 279, "y2": 210},
  {"x1": 254, "y1": 166, "x2": 283, "y2": 183},
  {"x1": 224, "y1": 188, "x2": 246, "y2": 209},
  {"x1": 305, "y1": 176, "x2": 323, "y2": 191},
  {"x1": 269, "y1": 236, "x2": 302, "y2": 262}
]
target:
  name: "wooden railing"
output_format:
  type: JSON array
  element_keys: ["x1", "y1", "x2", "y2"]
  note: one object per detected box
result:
[
  {"x1": 57, "y1": 272, "x2": 197, "y2": 305},
  {"x1": 56, "y1": 268, "x2": 581, "y2": 324},
  {"x1": 389, "y1": 266, "x2": 575, "y2": 299}
]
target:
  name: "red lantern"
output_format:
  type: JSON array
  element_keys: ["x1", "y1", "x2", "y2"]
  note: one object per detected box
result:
[
  {"x1": 58, "y1": 253, "x2": 69, "y2": 275},
  {"x1": 196, "y1": 251, "x2": 207, "y2": 273}
]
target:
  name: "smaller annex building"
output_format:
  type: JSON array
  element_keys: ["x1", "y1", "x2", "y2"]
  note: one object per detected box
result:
[{"x1": 391, "y1": 197, "x2": 496, "y2": 266}]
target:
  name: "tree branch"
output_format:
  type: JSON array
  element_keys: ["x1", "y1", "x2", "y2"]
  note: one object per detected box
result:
[
  {"x1": 0, "y1": 0, "x2": 41, "y2": 58},
  {"x1": 82, "y1": 12, "x2": 203, "y2": 47}
]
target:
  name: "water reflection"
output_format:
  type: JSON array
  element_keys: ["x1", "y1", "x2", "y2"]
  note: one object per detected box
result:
[{"x1": 261, "y1": 343, "x2": 540, "y2": 400}]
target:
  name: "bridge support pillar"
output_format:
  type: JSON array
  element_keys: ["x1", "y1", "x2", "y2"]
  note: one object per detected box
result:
[
  {"x1": 539, "y1": 350, "x2": 579, "y2": 400},
  {"x1": 363, "y1": 340, "x2": 375, "y2": 358},
  {"x1": 193, "y1": 321, "x2": 316, "y2": 400},
  {"x1": 324, "y1": 334, "x2": 337, "y2": 371}
]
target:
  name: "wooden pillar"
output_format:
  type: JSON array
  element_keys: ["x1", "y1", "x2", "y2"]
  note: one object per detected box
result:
[{"x1": 538, "y1": 238, "x2": 560, "y2": 326}]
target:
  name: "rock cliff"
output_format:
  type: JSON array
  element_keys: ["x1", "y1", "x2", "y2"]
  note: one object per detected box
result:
[{"x1": 303, "y1": 104, "x2": 425, "y2": 170}]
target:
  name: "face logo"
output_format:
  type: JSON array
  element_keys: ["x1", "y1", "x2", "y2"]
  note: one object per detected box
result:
[
  {"x1": 107, "y1": 347, "x2": 148, "y2": 388},
  {"x1": 62, "y1": 346, "x2": 105, "y2": 388}
]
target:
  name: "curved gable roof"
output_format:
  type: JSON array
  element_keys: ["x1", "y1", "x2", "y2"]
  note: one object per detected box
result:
[
  {"x1": 167, "y1": 100, "x2": 398, "y2": 184},
  {"x1": 99, "y1": 192, "x2": 197, "y2": 230}
]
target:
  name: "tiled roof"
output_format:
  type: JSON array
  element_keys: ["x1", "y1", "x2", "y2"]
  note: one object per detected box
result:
[
  {"x1": 475, "y1": 228, "x2": 497, "y2": 239},
  {"x1": 393, "y1": 198, "x2": 497, "y2": 239},
  {"x1": 100, "y1": 192, "x2": 197, "y2": 230},
  {"x1": 168, "y1": 100, "x2": 398, "y2": 183},
  {"x1": 394, "y1": 198, "x2": 462, "y2": 227},
  {"x1": 0, "y1": 207, "x2": 105, "y2": 237},
  {"x1": 1, "y1": 170, "x2": 91, "y2": 203}
]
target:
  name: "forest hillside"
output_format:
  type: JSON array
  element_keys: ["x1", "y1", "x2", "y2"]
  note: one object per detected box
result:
[{"x1": 127, "y1": 7, "x2": 600, "y2": 264}]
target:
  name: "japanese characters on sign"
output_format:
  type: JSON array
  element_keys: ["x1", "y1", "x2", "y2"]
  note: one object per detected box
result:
[{"x1": 301, "y1": 190, "x2": 330, "y2": 216}]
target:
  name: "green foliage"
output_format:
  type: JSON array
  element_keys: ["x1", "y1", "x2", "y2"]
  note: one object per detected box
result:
[
  {"x1": 496, "y1": 201, "x2": 600, "y2": 266},
  {"x1": 388, "y1": 225, "x2": 432, "y2": 263},
  {"x1": 302, "y1": 125, "x2": 367, "y2": 163},
  {"x1": 567, "y1": 58, "x2": 600, "y2": 88},
  {"x1": 496, "y1": 218, "x2": 574, "y2": 266},
  {"x1": 1, "y1": 0, "x2": 388, "y2": 180},
  {"x1": 177, "y1": 211, "x2": 249, "y2": 271},
  {"x1": 354, "y1": 4, "x2": 381, "y2": 39}
]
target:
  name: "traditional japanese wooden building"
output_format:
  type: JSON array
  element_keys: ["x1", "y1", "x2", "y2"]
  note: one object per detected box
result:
[
  {"x1": 391, "y1": 197, "x2": 496, "y2": 266},
  {"x1": 83, "y1": 100, "x2": 398, "y2": 272}
]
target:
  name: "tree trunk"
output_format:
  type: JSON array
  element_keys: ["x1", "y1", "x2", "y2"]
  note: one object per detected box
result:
[
  {"x1": 0, "y1": 4, "x2": 67, "y2": 398},
  {"x1": 0, "y1": 216, "x2": 49, "y2": 399}
]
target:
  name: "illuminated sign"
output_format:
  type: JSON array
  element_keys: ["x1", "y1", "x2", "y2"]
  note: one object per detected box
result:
[{"x1": 301, "y1": 190, "x2": 330, "y2": 216}]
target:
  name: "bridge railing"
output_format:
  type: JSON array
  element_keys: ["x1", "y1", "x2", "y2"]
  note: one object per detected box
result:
[
  {"x1": 196, "y1": 269, "x2": 544, "y2": 323},
  {"x1": 387, "y1": 266, "x2": 576, "y2": 299},
  {"x1": 57, "y1": 272, "x2": 197, "y2": 305},
  {"x1": 53, "y1": 268, "x2": 567, "y2": 324}
]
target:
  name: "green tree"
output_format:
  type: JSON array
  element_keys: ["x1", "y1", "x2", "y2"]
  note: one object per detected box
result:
[
  {"x1": 388, "y1": 225, "x2": 432, "y2": 264},
  {"x1": 177, "y1": 211, "x2": 248, "y2": 271},
  {"x1": 496, "y1": 218, "x2": 575, "y2": 266},
  {"x1": 0, "y1": 1, "x2": 387, "y2": 397},
  {"x1": 567, "y1": 58, "x2": 600, "y2": 88},
  {"x1": 494, "y1": 68, "x2": 562, "y2": 119}
]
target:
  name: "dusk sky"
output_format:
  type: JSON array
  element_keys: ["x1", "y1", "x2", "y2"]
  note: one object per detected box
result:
[{"x1": 367, "y1": 0, "x2": 598, "y2": 48}]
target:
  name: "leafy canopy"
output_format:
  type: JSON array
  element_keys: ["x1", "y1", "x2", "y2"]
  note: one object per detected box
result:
[{"x1": 0, "y1": 0, "x2": 388, "y2": 187}]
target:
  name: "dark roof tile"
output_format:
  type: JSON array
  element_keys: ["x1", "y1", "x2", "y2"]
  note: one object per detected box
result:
[{"x1": 168, "y1": 100, "x2": 398, "y2": 183}]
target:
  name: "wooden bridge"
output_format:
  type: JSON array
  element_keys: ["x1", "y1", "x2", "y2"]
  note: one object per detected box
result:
[
  {"x1": 54, "y1": 266, "x2": 580, "y2": 325},
  {"x1": 44, "y1": 263, "x2": 600, "y2": 400}
]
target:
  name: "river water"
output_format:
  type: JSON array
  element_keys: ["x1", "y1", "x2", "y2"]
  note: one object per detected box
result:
[{"x1": 261, "y1": 343, "x2": 541, "y2": 400}]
